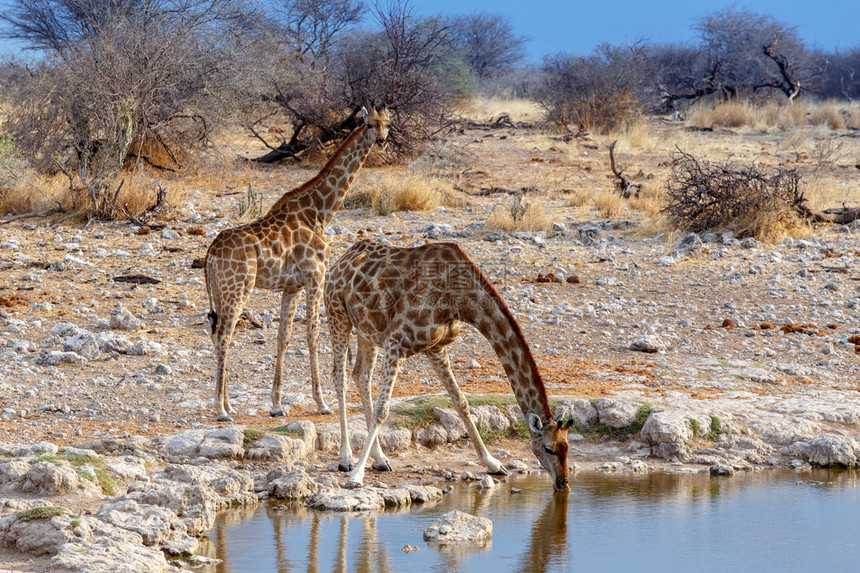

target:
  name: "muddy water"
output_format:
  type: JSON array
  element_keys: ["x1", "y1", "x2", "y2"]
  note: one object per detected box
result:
[{"x1": 199, "y1": 469, "x2": 859, "y2": 572}]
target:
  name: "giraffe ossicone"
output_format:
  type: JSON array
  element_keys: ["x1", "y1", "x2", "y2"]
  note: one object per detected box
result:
[
  {"x1": 204, "y1": 103, "x2": 391, "y2": 421},
  {"x1": 324, "y1": 239, "x2": 573, "y2": 491}
]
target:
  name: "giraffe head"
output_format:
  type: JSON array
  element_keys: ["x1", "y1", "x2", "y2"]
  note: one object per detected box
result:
[
  {"x1": 361, "y1": 102, "x2": 391, "y2": 148},
  {"x1": 528, "y1": 414, "x2": 573, "y2": 491}
]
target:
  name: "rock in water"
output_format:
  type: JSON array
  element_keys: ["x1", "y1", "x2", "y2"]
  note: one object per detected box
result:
[{"x1": 423, "y1": 510, "x2": 492, "y2": 543}]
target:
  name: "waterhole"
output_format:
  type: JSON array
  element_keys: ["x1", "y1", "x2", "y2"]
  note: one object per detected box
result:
[{"x1": 199, "y1": 469, "x2": 859, "y2": 572}]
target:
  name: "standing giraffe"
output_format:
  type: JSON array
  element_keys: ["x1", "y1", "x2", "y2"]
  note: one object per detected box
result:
[
  {"x1": 204, "y1": 103, "x2": 391, "y2": 421},
  {"x1": 324, "y1": 239, "x2": 573, "y2": 491}
]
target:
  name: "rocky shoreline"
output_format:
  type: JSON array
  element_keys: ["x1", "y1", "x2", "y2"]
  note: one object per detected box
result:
[{"x1": 1, "y1": 388, "x2": 859, "y2": 571}]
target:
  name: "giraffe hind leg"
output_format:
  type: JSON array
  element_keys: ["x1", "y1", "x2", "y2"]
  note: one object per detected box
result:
[
  {"x1": 212, "y1": 305, "x2": 244, "y2": 421},
  {"x1": 306, "y1": 273, "x2": 333, "y2": 414},
  {"x1": 352, "y1": 337, "x2": 390, "y2": 472},
  {"x1": 332, "y1": 330, "x2": 353, "y2": 471},
  {"x1": 271, "y1": 290, "x2": 300, "y2": 417}
]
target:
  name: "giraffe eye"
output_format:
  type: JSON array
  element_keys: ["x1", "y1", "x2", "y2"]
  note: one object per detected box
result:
[{"x1": 543, "y1": 446, "x2": 555, "y2": 456}]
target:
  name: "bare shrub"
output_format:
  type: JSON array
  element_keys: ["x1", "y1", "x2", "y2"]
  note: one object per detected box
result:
[
  {"x1": 663, "y1": 149, "x2": 805, "y2": 241},
  {"x1": 256, "y1": 0, "x2": 458, "y2": 162},
  {"x1": 445, "y1": 12, "x2": 527, "y2": 80},
  {"x1": 0, "y1": 0, "x2": 257, "y2": 218},
  {"x1": 339, "y1": 1, "x2": 457, "y2": 157},
  {"x1": 539, "y1": 43, "x2": 649, "y2": 133}
]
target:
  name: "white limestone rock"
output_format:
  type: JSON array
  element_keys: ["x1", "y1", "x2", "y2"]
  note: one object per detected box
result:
[
  {"x1": 34, "y1": 350, "x2": 87, "y2": 366},
  {"x1": 62, "y1": 331, "x2": 101, "y2": 361},
  {"x1": 20, "y1": 462, "x2": 101, "y2": 497},
  {"x1": 109, "y1": 304, "x2": 144, "y2": 331},
  {"x1": 244, "y1": 433, "x2": 306, "y2": 462},
  {"x1": 164, "y1": 430, "x2": 206, "y2": 458},
  {"x1": 594, "y1": 398, "x2": 641, "y2": 429},
  {"x1": 49, "y1": 538, "x2": 170, "y2": 572},
  {"x1": 198, "y1": 427, "x2": 244, "y2": 460},
  {"x1": 471, "y1": 405, "x2": 511, "y2": 432},
  {"x1": 306, "y1": 488, "x2": 385, "y2": 512},
  {"x1": 94, "y1": 332, "x2": 133, "y2": 354},
  {"x1": 629, "y1": 335, "x2": 665, "y2": 353},
  {"x1": 805, "y1": 434, "x2": 859, "y2": 467},
  {"x1": 423, "y1": 510, "x2": 493, "y2": 543},
  {"x1": 265, "y1": 464, "x2": 322, "y2": 500},
  {"x1": 554, "y1": 398, "x2": 598, "y2": 428},
  {"x1": 640, "y1": 411, "x2": 693, "y2": 458}
]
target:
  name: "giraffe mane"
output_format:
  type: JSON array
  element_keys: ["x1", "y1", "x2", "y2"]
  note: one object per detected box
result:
[
  {"x1": 448, "y1": 243, "x2": 553, "y2": 420},
  {"x1": 267, "y1": 124, "x2": 368, "y2": 214}
]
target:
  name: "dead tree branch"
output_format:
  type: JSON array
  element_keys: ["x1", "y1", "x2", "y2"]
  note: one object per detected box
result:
[{"x1": 608, "y1": 140, "x2": 642, "y2": 198}]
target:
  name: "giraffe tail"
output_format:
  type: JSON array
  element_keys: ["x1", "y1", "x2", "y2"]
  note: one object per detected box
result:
[{"x1": 207, "y1": 309, "x2": 218, "y2": 334}]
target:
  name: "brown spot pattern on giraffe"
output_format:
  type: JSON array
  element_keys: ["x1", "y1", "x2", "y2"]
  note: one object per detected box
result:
[{"x1": 203, "y1": 104, "x2": 391, "y2": 421}]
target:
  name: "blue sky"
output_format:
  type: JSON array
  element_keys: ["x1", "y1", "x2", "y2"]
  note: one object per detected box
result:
[
  {"x1": 409, "y1": 0, "x2": 860, "y2": 60},
  {"x1": 0, "y1": 0, "x2": 856, "y2": 59}
]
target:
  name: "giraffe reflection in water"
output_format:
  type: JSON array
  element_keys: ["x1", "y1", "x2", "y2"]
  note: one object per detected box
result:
[{"x1": 200, "y1": 481, "x2": 571, "y2": 573}]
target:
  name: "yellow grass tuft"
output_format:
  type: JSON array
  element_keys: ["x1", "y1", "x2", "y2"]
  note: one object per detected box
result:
[
  {"x1": 810, "y1": 102, "x2": 846, "y2": 130},
  {"x1": 567, "y1": 187, "x2": 595, "y2": 208},
  {"x1": 592, "y1": 191, "x2": 625, "y2": 218},
  {"x1": 346, "y1": 171, "x2": 456, "y2": 215},
  {"x1": 486, "y1": 196, "x2": 550, "y2": 232},
  {"x1": 459, "y1": 95, "x2": 544, "y2": 124},
  {"x1": 628, "y1": 181, "x2": 664, "y2": 217},
  {"x1": 611, "y1": 118, "x2": 656, "y2": 151}
]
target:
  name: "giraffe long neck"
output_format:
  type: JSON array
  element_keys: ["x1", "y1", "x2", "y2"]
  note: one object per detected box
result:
[
  {"x1": 307, "y1": 125, "x2": 374, "y2": 227},
  {"x1": 268, "y1": 125, "x2": 374, "y2": 227},
  {"x1": 460, "y1": 273, "x2": 553, "y2": 424}
]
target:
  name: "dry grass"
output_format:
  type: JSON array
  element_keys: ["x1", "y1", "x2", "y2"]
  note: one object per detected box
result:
[
  {"x1": 628, "y1": 181, "x2": 664, "y2": 218},
  {"x1": 458, "y1": 95, "x2": 544, "y2": 124},
  {"x1": 567, "y1": 187, "x2": 595, "y2": 208},
  {"x1": 617, "y1": 119, "x2": 657, "y2": 150},
  {"x1": 592, "y1": 192, "x2": 625, "y2": 219},
  {"x1": 486, "y1": 196, "x2": 550, "y2": 232},
  {"x1": 345, "y1": 171, "x2": 457, "y2": 215},
  {"x1": 810, "y1": 102, "x2": 845, "y2": 130},
  {"x1": 687, "y1": 100, "x2": 757, "y2": 128},
  {"x1": 687, "y1": 99, "x2": 860, "y2": 133}
]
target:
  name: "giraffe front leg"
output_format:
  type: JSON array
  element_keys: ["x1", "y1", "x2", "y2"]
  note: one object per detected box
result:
[
  {"x1": 426, "y1": 348, "x2": 508, "y2": 476},
  {"x1": 346, "y1": 349, "x2": 404, "y2": 488},
  {"x1": 271, "y1": 290, "x2": 300, "y2": 417},
  {"x1": 353, "y1": 338, "x2": 391, "y2": 472},
  {"x1": 306, "y1": 275, "x2": 333, "y2": 414}
]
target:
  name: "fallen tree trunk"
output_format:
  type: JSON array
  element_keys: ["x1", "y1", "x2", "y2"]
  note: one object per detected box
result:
[{"x1": 794, "y1": 202, "x2": 860, "y2": 224}]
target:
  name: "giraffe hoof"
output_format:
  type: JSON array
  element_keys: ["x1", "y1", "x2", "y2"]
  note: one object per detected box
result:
[
  {"x1": 344, "y1": 479, "x2": 363, "y2": 489},
  {"x1": 216, "y1": 414, "x2": 233, "y2": 423},
  {"x1": 270, "y1": 408, "x2": 285, "y2": 417},
  {"x1": 489, "y1": 466, "x2": 510, "y2": 476},
  {"x1": 372, "y1": 461, "x2": 393, "y2": 472},
  {"x1": 317, "y1": 406, "x2": 334, "y2": 415},
  {"x1": 338, "y1": 463, "x2": 354, "y2": 472}
]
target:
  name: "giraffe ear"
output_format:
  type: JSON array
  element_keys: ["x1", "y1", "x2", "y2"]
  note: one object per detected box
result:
[
  {"x1": 528, "y1": 413, "x2": 543, "y2": 433},
  {"x1": 361, "y1": 106, "x2": 369, "y2": 122}
]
